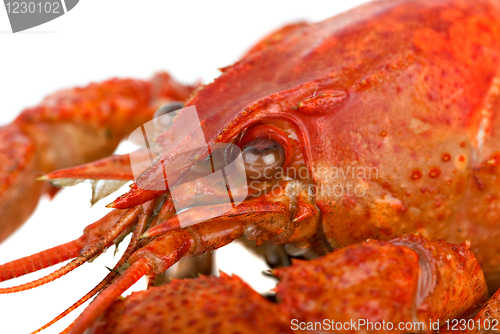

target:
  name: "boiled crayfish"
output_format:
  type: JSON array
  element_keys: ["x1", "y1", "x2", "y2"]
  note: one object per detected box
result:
[{"x1": 2, "y1": 0, "x2": 500, "y2": 332}]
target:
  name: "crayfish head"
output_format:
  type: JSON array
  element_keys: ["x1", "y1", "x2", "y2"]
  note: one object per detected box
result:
[{"x1": 138, "y1": 116, "x2": 320, "y2": 248}]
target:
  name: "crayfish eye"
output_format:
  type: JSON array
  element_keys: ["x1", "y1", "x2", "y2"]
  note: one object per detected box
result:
[
  {"x1": 239, "y1": 138, "x2": 285, "y2": 181},
  {"x1": 154, "y1": 101, "x2": 185, "y2": 118},
  {"x1": 153, "y1": 101, "x2": 184, "y2": 134}
]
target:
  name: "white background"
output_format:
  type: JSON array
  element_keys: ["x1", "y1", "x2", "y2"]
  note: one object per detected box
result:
[{"x1": 0, "y1": 1, "x2": 370, "y2": 333}]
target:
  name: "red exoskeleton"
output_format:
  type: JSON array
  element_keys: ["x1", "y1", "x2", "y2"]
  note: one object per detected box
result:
[{"x1": 2, "y1": 0, "x2": 500, "y2": 332}]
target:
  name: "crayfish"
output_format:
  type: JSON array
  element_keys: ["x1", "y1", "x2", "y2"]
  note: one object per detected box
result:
[{"x1": 3, "y1": 0, "x2": 500, "y2": 333}]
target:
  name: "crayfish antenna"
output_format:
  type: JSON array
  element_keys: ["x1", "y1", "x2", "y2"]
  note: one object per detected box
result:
[
  {"x1": 0, "y1": 207, "x2": 141, "y2": 294},
  {"x1": 0, "y1": 209, "x2": 125, "y2": 283},
  {"x1": 69, "y1": 258, "x2": 152, "y2": 334},
  {"x1": 30, "y1": 202, "x2": 154, "y2": 334},
  {"x1": 0, "y1": 236, "x2": 85, "y2": 283}
]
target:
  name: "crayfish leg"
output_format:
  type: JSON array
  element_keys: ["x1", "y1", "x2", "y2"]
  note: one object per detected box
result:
[
  {"x1": 92, "y1": 274, "x2": 289, "y2": 334},
  {"x1": 0, "y1": 124, "x2": 48, "y2": 242},
  {"x1": 69, "y1": 220, "x2": 245, "y2": 334},
  {"x1": 152, "y1": 252, "x2": 214, "y2": 286},
  {"x1": 143, "y1": 199, "x2": 292, "y2": 239},
  {"x1": 441, "y1": 287, "x2": 500, "y2": 334},
  {"x1": 274, "y1": 234, "x2": 487, "y2": 331},
  {"x1": 85, "y1": 234, "x2": 487, "y2": 334}
]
